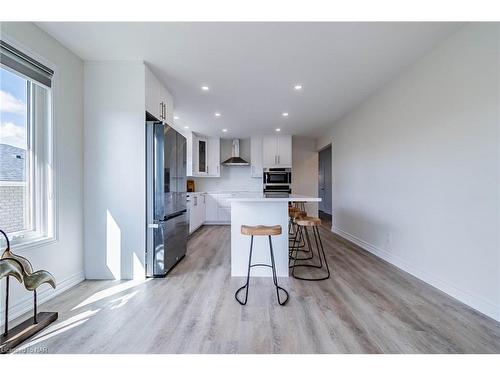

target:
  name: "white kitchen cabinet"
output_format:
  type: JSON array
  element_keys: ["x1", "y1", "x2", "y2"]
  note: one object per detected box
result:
[
  {"x1": 199, "y1": 193, "x2": 206, "y2": 229},
  {"x1": 207, "y1": 138, "x2": 220, "y2": 177},
  {"x1": 250, "y1": 137, "x2": 263, "y2": 178},
  {"x1": 145, "y1": 65, "x2": 172, "y2": 123},
  {"x1": 277, "y1": 135, "x2": 292, "y2": 167},
  {"x1": 262, "y1": 136, "x2": 277, "y2": 167},
  {"x1": 217, "y1": 193, "x2": 235, "y2": 224},
  {"x1": 159, "y1": 84, "x2": 174, "y2": 125},
  {"x1": 145, "y1": 66, "x2": 161, "y2": 120},
  {"x1": 262, "y1": 135, "x2": 292, "y2": 168},
  {"x1": 188, "y1": 193, "x2": 206, "y2": 234},
  {"x1": 205, "y1": 193, "x2": 218, "y2": 222},
  {"x1": 218, "y1": 207, "x2": 231, "y2": 223},
  {"x1": 194, "y1": 135, "x2": 208, "y2": 176},
  {"x1": 199, "y1": 191, "x2": 262, "y2": 225},
  {"x1": 187, "y1": 132, "x2": 221, "y2": 178}
]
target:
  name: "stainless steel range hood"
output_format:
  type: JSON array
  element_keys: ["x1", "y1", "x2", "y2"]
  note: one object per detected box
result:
[{"x1": 222, "y1": 139, "x2": 250, "y2": 166}]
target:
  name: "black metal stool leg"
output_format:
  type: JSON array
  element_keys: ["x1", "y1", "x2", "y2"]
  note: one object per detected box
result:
[
  {"x1": 289, "y1": 220, "x2": 306, "y2": 249},
  {"x1": 291, "y1": 225, "x2": 330, "y2": 281},
  {"x1": 289, "y1": 225, "x2": 313, "y2": 262},
  {"x1": 314, "y1": 226, "x2": 331, "y2": 279},
  {"x1": 235, "y1": 235, "x2": 254, "y2": 305},
  {"x1": 268, "y1": 236, "x2": 289, "y2": 306}
]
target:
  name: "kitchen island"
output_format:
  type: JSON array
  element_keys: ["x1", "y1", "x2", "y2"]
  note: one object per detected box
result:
[{"x1": 228, "y1": 195, "x2": 321, "y2": 277}]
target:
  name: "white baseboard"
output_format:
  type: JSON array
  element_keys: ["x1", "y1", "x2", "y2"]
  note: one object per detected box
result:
[
  {"x1": 332, "y1": 227, "x2": 500, "y2": 322},
  {"x1": 0, "y1": 270, "x2": 85, "y2": 325}
]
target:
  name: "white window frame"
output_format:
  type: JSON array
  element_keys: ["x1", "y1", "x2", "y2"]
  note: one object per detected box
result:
[{"x1": 1, "y1": 35, "x2": 57, "y2": 251}]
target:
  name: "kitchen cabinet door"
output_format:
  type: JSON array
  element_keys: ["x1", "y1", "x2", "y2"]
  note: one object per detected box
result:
[
  {"x1": 262, "y1": 136, "x2": 278, "y2": 167},
  {"x1": 277, "y1": 135, "x2": 292, "y2": 167},
  {"x1": 188, "y1": 199, "x2": 194, "y2": 233},
  {"x1": 205, "y1": 193, "x2": 218, "y2": 222},
  {"x1": 218, "y1": 207, "x2": 231, "y2": 223},
  {"x1": 145, "y1": 67, "x2": 161, "y2": 120},
  {"x1": 194, "y1": 136, "x2": 208, "y2": 176},
  {"x1": 160, "y1": 85, "x2": 175, "y2": 125},
  {"x1": 207, "y1": 138, "x2": 220, "y2": 177},
  {"x1": 200, "y1": 193, "x2": 207, "y2": 223},
  {"x1": 189, "y1": 196, "x2": 202, "y2": 234},
  {"x1": 250, "y1": 137, "x2": 263, "y2": 178}
]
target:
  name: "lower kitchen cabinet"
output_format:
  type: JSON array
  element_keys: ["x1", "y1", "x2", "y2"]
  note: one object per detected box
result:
[
  {"x1": 189, "y1": 191, "x2": 262, "y2": 231},
  {"x1": 205, "y1": 193, "x2": 218, "y2": 222},
  {"x1": 205, "y1": 192, "x2": 232, "y2": 224},
  {"x1": 188, "y1": 193, "x2": 206, "y2": 234}
]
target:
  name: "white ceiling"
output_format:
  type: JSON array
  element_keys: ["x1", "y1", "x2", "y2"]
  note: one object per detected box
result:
[{"x1": 37, "y1": 22, "x2": 463, "y2": 138}]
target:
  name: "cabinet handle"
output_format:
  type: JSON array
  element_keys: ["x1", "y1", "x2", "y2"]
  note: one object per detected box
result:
[
  {"x1": 194, "y1": 196, "x2": 198, "y2": 206},
  {"x1": 278, "y1": 155, "x2": 280, "y2": 164}
]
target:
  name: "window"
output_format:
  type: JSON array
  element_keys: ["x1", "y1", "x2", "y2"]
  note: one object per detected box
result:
[{"x1": 0, "y1": 40, "x2": 54, "y2": 248}]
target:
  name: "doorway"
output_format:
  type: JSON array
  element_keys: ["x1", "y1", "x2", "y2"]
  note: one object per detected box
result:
[{"x1": 318, "y1": 145, "x2": 332, "y2": 227}]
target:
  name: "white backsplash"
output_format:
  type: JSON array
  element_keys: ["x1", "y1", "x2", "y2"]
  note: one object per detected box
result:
[{"x1": 193, "y1": 165, "x2": 262, "y2": 192}]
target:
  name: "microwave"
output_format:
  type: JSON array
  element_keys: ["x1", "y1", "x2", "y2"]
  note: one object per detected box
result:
[{"x1": 263, "y1": 168, "x2": 292, "y2": 185}]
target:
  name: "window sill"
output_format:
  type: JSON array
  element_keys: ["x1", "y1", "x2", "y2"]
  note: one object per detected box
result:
[{"x1": 9, "y1": 236, "x2": 57, "y2": 252}]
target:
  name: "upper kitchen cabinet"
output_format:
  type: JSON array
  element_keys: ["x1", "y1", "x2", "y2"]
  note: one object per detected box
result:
[
  {"x1": 262, "y1": 135, "x2": 292, "y2": 168},
  {"x1": 145, "y1": 65, "x2": 174, "y2": 124},
  {"x1": 207, "y1": 138, "x2": 221, "y2": 177},
  {"x1": 145, "y1": 66, "x2": 161, "y2": 119},
  {"x1": 187, "y1": 132, "x2": 221, "y2": 177},
  {"x1": 160, "y1": 85, "x2": 174, "y2": 125},
  {"x1": 250, "y1": 137, "x2": 263, "y2": 178}
]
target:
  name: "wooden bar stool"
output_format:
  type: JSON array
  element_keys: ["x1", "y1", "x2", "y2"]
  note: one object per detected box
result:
[
  {"x1": 289, "y1": 210, "x2": 308, "y2": 257},
  {"x1": 288, "y1": 206, "x2": 300, "y2": 235},
  {"x1": 235, "y1": 225, "x2": 289, "y2": 306},
  {"x1": 290, "y1": 216, "x2": 330, "y2": 281}
]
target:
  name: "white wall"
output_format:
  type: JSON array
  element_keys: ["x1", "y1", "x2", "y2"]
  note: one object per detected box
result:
[
  {"x1": 292, "y1": 137, "x2": 319, "y2": 216},
  {"x1": 84, "y1": 62, "x2": 146, "y2": 280},
  {"x1": 0, "y1": 23, "x2": 84, "y2": 323},
  {"x1": 317, "y1": 23, "x2": 500, "y2": 321},
  {"x1": 193, "y1": 138, "x2": 263, "y2": 192}
]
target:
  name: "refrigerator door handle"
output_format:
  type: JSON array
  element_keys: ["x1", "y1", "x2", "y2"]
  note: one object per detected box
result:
[{"x1": 164, "y1": 209, "x2": 188, "y2": 221}]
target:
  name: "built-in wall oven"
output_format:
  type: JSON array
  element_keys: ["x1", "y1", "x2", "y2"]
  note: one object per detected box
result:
[{"x1": 263, "y1": 168, "x2": 292, "y2": 197}]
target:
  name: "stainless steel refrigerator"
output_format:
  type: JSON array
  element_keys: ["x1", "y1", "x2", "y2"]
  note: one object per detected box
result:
[{"x1": 146, "y1": 121, "x2": 188, "y2": 277}]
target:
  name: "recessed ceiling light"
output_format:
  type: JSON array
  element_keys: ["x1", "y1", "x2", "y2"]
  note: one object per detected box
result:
[
  {"x1": 174, "y1": 116, "x2": 179, "y2": 120},
  {"x1": 282, "y1": 112, "x2": 289, "y2": 117},
  {"x1": 184, "y1": 126, "x2": 189, "y2": 129},
  {"x1": 222, "y1": 128, "x2": 228, "y2": 132},
  {"x1": 214, "y1": 112, "x2": 221, "y2": 117},
  {"x1": 275, "y1": 128, "x2": 281, "y2": 132},
  {"x1": 294, "y1": 84, "x2": 303, "y2": 91},
  {"x1": 201, "y1": 86, "x2": 210, "y2": 91}
]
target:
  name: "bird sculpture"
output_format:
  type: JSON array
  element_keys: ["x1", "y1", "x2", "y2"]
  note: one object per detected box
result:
[{"x1": 1, "y1": 229, "x2": 56, "y2": 335}]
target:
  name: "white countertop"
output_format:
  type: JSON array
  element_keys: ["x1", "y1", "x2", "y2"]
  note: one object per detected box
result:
[
  {"x1": 228, "y1": 195, "x2": 321, "y2": 202},
  {"x1": 187, "y1": 190, "x2": 261, "y2": 195}
]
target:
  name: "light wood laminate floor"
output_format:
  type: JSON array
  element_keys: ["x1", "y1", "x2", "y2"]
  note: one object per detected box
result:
[{"x1": 11, "y1": 225, "x2": 500, "y2": 354}]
